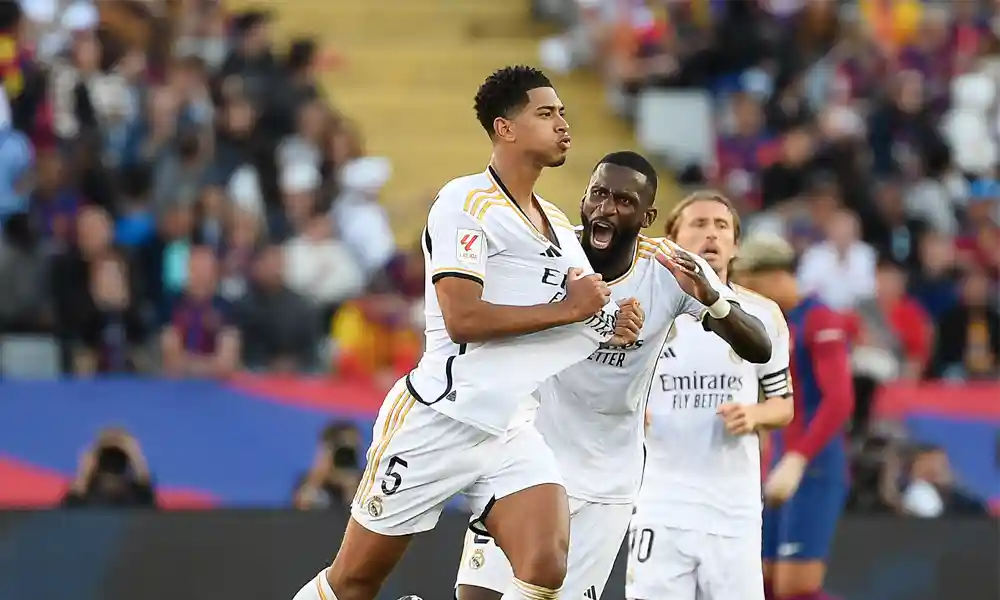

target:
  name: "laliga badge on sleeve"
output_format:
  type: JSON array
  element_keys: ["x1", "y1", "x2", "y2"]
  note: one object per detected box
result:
[{"x1": 456, "y1": 229, "x2": 484, "y2": 265}]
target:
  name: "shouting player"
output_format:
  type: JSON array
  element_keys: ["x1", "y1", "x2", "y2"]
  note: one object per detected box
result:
[
  {"x1": 290, "y1": 66, "x2": 644, "y2": 600},
  {"x1": 628, "y1": 192, "x2": 793, "y2": 600},
  {"x1": 732, "y1": 234, "x2": 855, "y2": 600},
  {"x1": 454, "y1": 158, "x2": 774, "y2": 600}
]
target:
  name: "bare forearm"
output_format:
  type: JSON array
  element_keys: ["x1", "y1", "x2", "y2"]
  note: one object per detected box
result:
[
  {"x1": 704, "y1": 304, "x2": 772, "y2": 363},
  {"x1": 752, "y1": 396, "x2": 793, "y2": 430},
  {"x1": 445, "y1": 299, "x2": 579, "y2": 344}
]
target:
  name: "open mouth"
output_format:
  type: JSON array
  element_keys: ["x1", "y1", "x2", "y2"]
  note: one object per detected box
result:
[
  {"x1": 558, "y1": 136, "x2": 571, "y2": 150},
  {"x1": 589, "y1": 221, "x2": 615, "y2": 250},
  {"x1": 700, "y1": 243, "x2": 720, "y2": 261}
]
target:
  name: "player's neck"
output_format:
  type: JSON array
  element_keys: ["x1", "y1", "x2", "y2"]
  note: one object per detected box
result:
[
  {"x1": 489, "y1": 153, "x2": 541, "y2": 208},
  {"x1": 591, "y1": 239, "x2": 637, "y2": 282}
]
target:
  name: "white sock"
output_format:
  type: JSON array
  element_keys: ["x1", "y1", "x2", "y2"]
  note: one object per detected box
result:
[
  {"x1": 501, "y1": 577, "x2": 560, "y2": 600},
  {"x1": 291, "y1": 569, "x2": 338, "y2": 600}
]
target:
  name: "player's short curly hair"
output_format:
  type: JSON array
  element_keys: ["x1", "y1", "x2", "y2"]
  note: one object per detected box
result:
[
  {"x1": 731, "y1": 233, "x2": 797, "y2": 274},
  {"x1": 474, "y1": 66, "x2": 553, "y2": 136}
]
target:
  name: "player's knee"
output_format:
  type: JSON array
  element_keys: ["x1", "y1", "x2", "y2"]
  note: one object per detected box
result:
[{"x1": 509, "y1": 542, "x2": 568, "y2": 591}]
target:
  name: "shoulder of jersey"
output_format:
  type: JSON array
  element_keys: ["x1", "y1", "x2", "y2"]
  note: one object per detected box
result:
[
  {"x1": 636, "y1": 235, "x2": 672, "y2": 261},
  {"x1": 731, "y1": 283, "x2": 786, "y2": 325},
  {"x1": 435, "y1": 174, "x2": 572, "y2": 230}
]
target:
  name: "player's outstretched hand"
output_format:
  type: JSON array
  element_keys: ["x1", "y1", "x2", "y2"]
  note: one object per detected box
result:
[
  {"x1": 717, "y1": 403, "x2": 758, "y2": 436},
  {"x1": 608, "y1": 297, "x2": 644, "y2": 347},
  {"x1": 655, "y1": 247, "x2": 720, "y2": 306},
  {"x1": 563, "y1": 267, "x2": 611, "y2": 321},
  {"x1": 764, "y1": 452, "x2": 807, "y2": 506}
]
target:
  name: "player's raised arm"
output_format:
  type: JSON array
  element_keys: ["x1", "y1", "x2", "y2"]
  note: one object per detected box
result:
[
  {"x1": 656, "y1": 243, "x2": 772, "y2": 364},
  {"x1": 428, "y1": 197, "x2": 611, "y2": 344}
]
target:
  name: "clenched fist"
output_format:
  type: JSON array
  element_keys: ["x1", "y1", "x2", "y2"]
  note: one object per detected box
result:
[
  {"x1": 609, "y1": 297, "x2": 644, "y2": 346},
  {"x1": 563, "y1": 267, "x2": 611, "y2": 321},
  {"x1": 764, "y1": 452, "x2": 807, "y2": 506}
]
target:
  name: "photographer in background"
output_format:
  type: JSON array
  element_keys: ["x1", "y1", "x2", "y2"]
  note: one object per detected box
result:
[
  {"x1": 292, "y1": 421, "x2": 361, "y2": 510},
  {"x1": 61, "y1": 427, "x2": 156, "y2": 508}
]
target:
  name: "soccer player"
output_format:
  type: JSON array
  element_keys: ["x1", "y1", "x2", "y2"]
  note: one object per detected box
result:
[
  {"x1": 732, "y1": 234, "x2": 855, "y2": 600},
  {"x1": 627, "y1": 192, "x2": 794, "y2": 600},
  {"x1": 454, "y1": 160, "x2": 775, "y2": 600},
  {"x1": 290, "y1": 65, "x2": 642, "y2": 600}
]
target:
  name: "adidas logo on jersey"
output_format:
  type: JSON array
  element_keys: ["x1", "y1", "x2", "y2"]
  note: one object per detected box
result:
[
  {"x1": 540, "y1": 246, "x2": 562, "y2": 258},
  {"x1": 660, "y1": 347, "x2": 678, "y2": 359},
  {"x1": 583, "y1": 585, "x2": 598, "y2": 600},
  {"x1": 445, "y1": 390, "x2": 457, "y2": 402}
]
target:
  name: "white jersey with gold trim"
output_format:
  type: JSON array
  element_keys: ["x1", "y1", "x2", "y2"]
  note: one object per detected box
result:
[
  {"x1": 407, "y1": 167, "x2": 620, "y2": 436},
  {"x1": 533, "y1": 235, "x2": 738, "y2": 504},
  {"x1": 636, "y1": 284, "x2": 791, "y2": 536}
]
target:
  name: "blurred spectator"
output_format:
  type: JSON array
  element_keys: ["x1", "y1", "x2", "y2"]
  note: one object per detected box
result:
[
  {"x1": 62, "y1": 426, "x2": 156, "y2": 508},
  {"x1": 283, "y1": 215, "x2": 364, "y2": 312},
  {"x1": 332, "y1": 154, "x2": 396, "y2": 280},
  {"x1": 929, "y1": 268, "x2": 1000, "y2": 380},
  {"x1": 219, "y1": 9, "x2": 276, "y2": 111},
  {"x1": 52, "y1": 206, "x2": 141, "y2": 369},
  {"x1": 50, "y1": 32, "x2": 131, "y2": 142},
  {"x1": 0, "y1": 120, "x2": 34, "y2": 220},
  {"x1": 331, "y1": 272, "x2": 421, "y2": 386},
  {"x1": 160, "y1": 246, "x2": 240, "y2": 378},
  {"x1": 863, "y1": 179, "x2": 929, "y2": 271},
  {"x1": 797, "y1": 208, "x2": 877, "y2": 311},
  {"x1": 234, "y1": 245, "x2": 320, "y2": 373},
  {"x1": 900, "y1": 444, "x2": 988, "y2": 517},
  {"x1": 0, "y1": 213, "x2": 51, "y2": 333},
  {"x1": 956, "y1": 179, "x2": 1000, "y2": 280},
  {"x1": 851, "y1": 259, "x2": 933, "y2": 430},
  {"x1": 293, "y1": 421, "x2": 362, "y2": 510},
  {"x1": 73, "y1": 252, "x2": 146, "y2": 375},
  {"x1": 909, "y1": 231, "x2": 961, "y2": 320}
]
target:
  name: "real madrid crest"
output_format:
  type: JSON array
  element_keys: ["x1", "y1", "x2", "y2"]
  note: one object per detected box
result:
[
  {"x1": 729, "y1": 347, "x2": 743, "y2": 364},
  {"x1": 469, "y1": 548, "x2": 485, "y2": 570},
  {"x1": 366, "y1": 495, "x2": 383, "y2": 518}
]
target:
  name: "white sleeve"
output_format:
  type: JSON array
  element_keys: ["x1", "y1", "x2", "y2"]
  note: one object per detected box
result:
[
  {"x1": 426, "y1": 194, "x2": 491, "y2": 286},
  {"x1": 756, "y1": 305, "x2": 792, "y2": 398}
]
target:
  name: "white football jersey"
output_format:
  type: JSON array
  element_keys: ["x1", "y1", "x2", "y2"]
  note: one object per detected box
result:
[
  {"x1": 408, "y1": 167, "x2": 620, "y2": 436},
  {"x1": 533, "y1": 235, "x2": 738, "y2": 504},
  {"x1": 636, "y1": 284, "x2": 791, "y2": 536}
]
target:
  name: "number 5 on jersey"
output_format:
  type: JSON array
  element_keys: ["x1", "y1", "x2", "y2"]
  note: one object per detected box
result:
[{"x1": 381, "y1": 455, "x2": 408, "y2": 495}]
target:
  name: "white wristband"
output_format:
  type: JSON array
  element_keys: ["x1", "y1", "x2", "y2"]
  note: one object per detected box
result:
[{"x1": 707, "y1": 297, "x2": 732, "y2": 319}]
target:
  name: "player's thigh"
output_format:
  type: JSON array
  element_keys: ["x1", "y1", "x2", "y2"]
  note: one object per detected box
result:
[
  {"x1": 626, "y1": 524, "x2": 697, "y2": 600},
  {"x1": 770, "y1": 476, "x2": 848, "y2": 596},
  {"x1": 694, "y1": 531, "x2": 764, "y2": 600},
  {"x1": 352, "y1": 381, "x2": 489, "y2": 537},
  {"x1": 455, "y1": 527, "x2": 513, "y2": 599},
  {"x1": 470, "y1": 423, "x2": 569, "y2": 583},
  {"x1": 562, "y1": 499, "x2": 633, "y2": 599}
]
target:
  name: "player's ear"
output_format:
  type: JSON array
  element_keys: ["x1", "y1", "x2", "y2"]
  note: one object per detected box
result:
[
  {"x1": 493, "y1": 117, "x2": 515, "y2": 142},
  {"x1": 642, "y1": 207, "x2": 657, "y2": 229}
]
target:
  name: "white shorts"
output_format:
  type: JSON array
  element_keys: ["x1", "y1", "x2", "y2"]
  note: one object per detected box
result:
[
  {"x1": 455, "y1": 497, "x2": 633, "y2": 598},
  {"x1": 626, "y1": 524, "x2": 764, "y2": 600},
  {"x1": 351, "y1": 379, "x2": 562, "y2": 536}
]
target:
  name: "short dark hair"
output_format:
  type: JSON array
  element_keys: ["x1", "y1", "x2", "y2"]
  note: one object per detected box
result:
[
  {"x1": 474, "y1": 66, "x2": 553, "y2": 136},
  {"x1": 595, "y1": 151, "x2": 658, "y2": 198},
  {"x1": 287, "y1": 38, "x2": 317, "y2": 72}
]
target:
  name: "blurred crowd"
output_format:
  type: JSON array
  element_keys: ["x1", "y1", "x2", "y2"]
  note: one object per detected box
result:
[
  {"x1": 0, "y1": 0, "x2": 425, "y2": 384},
  {"x1": 535, "y1": 0, "x2": 997, "y2": 518}
]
